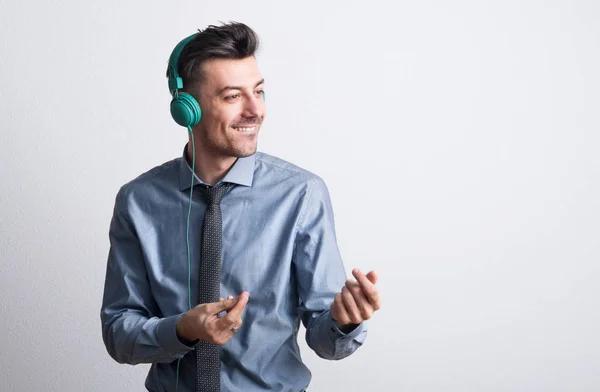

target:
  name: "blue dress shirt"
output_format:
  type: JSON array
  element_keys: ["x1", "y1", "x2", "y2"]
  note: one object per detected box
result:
[{"x1": 100, "y1": 147, "x2": 367, "y2": 392}]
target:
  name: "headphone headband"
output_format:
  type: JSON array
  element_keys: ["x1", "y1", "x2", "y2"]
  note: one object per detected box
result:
[{"x1": 167, "y1": 33, "x2": 198, "y2": 94}]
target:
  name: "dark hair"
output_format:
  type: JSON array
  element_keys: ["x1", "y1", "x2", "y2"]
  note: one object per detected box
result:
[{"x1": 167, "y1": 22, "x2": 260, "y2": 91}]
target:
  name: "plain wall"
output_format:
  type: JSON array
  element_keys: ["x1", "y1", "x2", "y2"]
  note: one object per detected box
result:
[{"x1": 1, "y1": 0, "x2": 599, "y2": 391}]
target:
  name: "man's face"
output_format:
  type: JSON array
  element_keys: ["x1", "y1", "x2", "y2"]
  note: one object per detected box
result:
[{"x1": 193, "y1": 56, "x2": 265, "y2": 159}]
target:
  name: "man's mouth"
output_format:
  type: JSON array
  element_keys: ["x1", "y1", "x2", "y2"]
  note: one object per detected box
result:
[{"x1": 232, "y1": 126, "x2": 257, "y2": 132}]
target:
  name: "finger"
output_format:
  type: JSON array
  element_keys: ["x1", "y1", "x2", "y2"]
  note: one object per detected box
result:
[
  {"x1": 352, "y1": 269, "x2": 381, "y2": 309},
  {"x1": 345, "y1": 280, "x2": 374, "y2": 320},
  {"x1": 218, "y1": 292, "x2": 249, "y2": 328},
  {"x1": 352, "y1": 268, "x2": 378, "y2": 286},
  {"x1": 366, "y1": 270, "x2": 378, "y2": 285},
  {"x1": 341, "y1": 286, "x2": 363, "y2": 324},
  {"x1": 205, "y1": 296, "x2": 238, "y2": 315},
  {"x1": 331, "y1": 293, "x2": 351, "y2": 326},
  {"x1": 227, "y1": 292, "x2": 249, "y2": 317}
]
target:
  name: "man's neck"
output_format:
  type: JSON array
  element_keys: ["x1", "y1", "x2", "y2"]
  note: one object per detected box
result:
[{"x1": 186, "y1": 143, "x2": 237, "y2": 186}]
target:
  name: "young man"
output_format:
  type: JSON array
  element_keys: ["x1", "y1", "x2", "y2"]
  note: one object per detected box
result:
[{"x1": 101, "y1": 22, "x2": 381, "y2": 392}]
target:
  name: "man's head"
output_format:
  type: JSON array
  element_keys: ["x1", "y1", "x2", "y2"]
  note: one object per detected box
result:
[{"x1": 167, "y1": 22, "x2": 265, "y2": 159}]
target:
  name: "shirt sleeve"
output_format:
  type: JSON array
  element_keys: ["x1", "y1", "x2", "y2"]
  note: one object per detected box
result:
[
  {"x1": 293, "y1": 176, "x2": 368, "y2": 360},
  {"x1": 100, "y1": 188, "x2": 196, "y2": 365}
]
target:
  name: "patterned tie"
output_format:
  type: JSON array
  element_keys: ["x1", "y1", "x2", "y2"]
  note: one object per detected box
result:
[{"x1": 196, "y1": 183, "x2": 230, "y2": 392}]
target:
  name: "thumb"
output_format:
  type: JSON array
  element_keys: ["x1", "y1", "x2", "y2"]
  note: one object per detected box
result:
[
  {"x1": 366, "y1": 270, "x2": 378, "y2": 285},
  {"x1": 205, "y1": 296, "x2": 238, "y2": 315}
]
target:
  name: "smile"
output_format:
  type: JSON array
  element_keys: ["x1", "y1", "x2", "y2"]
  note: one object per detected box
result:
[{"x1": 232, "y1": 126, "x2": 257, "y2": 132}]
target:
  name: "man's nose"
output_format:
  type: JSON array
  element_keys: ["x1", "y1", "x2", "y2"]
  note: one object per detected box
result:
[{"x1": 242, "y1": 94, "x2": 264, "y2": 118}]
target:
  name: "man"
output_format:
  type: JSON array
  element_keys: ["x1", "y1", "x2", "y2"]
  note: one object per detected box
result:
[{"x1": 101, "y1": 22, "x2": 381, "y2": 392}]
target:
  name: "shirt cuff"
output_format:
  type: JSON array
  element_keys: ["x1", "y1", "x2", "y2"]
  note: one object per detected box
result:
[
  {"x1": 157, "y1": 313, "x2": 198, "y2": 354},
  {"x1": 328, "y1": 313, "x2": 366, "y2": 340}
]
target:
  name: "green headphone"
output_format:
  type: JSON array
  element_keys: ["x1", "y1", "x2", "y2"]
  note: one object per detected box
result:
[{"x1": 167, "y1": 33, "x2": 202, "y2": 128}]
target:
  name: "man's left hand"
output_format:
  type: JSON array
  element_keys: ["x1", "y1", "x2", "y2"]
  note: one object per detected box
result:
[{"x1": 331, "y1": 269, "x2": 381, "y2": 330}]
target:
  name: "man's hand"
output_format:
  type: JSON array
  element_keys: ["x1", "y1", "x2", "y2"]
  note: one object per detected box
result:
[
  {"x1": 177, "y1": 292, "x2": 249, "y2": 345},
  {"x1": 331, "y1": 269, "x2": 381, "y2": 329}
]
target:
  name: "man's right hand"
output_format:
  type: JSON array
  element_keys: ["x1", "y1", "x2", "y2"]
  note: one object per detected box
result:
[{"x1": 176, "y1": 291, "x2": 249, "y2": 345}]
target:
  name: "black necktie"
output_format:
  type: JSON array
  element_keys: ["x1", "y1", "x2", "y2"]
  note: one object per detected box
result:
[{"x1": 196, "y1": 183, "x2": 230, "y2": 392}]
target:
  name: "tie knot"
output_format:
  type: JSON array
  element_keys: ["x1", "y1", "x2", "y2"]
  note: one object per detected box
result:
[{"x1": 199, "y1": 184, "x2": 230, "y2": 205}]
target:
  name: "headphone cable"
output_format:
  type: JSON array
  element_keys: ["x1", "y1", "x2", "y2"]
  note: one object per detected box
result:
[{"x1": 176, "y1": 126, "x2": 195, "y2": 392}]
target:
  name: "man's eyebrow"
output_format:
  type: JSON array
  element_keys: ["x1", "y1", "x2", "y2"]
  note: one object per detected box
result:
[{"x1": 218, "y1": 79, "x2": 265, "y2": 95}]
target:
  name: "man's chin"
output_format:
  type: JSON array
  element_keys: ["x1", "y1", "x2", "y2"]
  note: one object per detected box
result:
[
  {"x1": 236, "y1": 146, "x2": 258, "y2": 158},
  {"x1": 225, "y1": 144, "x2": 258, "y2": 159}
]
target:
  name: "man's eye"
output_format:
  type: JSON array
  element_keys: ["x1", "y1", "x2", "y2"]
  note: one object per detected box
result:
[
  {"x1": 255, "y1": 89, "x2": 264, "y2": 96},
  {"x1": 225, "y1": 94, "x2": 241, "y2": 100}
]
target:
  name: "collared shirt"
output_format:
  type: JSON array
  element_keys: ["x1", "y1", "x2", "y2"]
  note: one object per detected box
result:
[{"x1": 100, "y1": 147, "x2": 367, "y2": 392}]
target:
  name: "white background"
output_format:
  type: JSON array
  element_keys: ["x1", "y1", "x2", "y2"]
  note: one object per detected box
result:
[{"x1": 1, "y1": 1, "x2": 599, "y2": 391}]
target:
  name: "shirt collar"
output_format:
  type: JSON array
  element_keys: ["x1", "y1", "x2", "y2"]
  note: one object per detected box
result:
[{"x1": 178, "y1": 144, "x2": 255, "y2": 191}]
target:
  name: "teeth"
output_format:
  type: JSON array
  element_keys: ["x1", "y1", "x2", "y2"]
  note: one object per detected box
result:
[{"x1": 233, "y1": 126, "x2": 256, "y2": 132}]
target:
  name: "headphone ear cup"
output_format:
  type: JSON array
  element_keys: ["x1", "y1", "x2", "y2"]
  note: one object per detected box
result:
[{"x1": 170, "y1": 93, "x2": 202, "y2": 127}]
